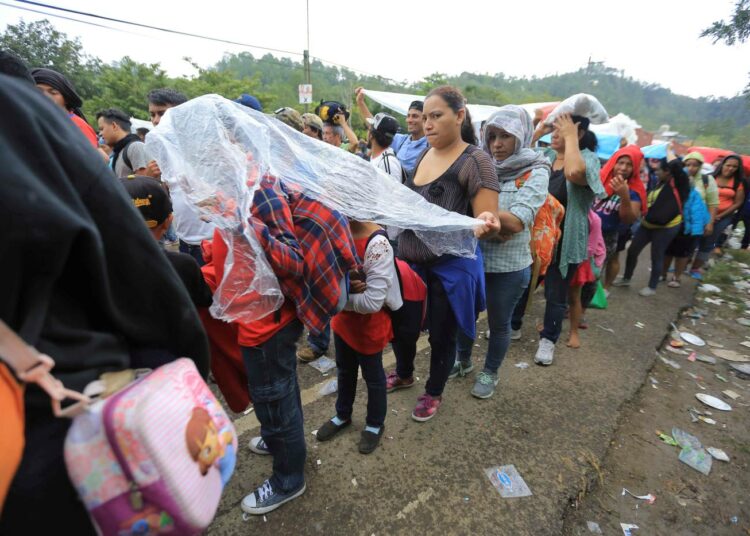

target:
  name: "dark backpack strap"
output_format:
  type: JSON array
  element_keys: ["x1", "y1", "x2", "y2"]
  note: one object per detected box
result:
[
  {"x1": 382, "y1": 152, "x2": 408, "y2": 184},
  {"x1": 669, "y1": 179, "x2": 683, "y2": 215},
  {"x1": 701, "y1": 174, "x2": 709, "y2": 189},
  {"x1": 121, "y1": 142, "x2": 134, "y2": 172}
]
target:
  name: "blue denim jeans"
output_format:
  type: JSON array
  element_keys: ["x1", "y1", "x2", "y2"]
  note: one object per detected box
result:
[
  {"x1": 241, "y1": 319, "x2": 305, "y2": 493},
  {"x1": 307, "y1": 322, "x2": 330, "y2": 354},
  {"x1": 697, "y1": 214, "x2": 734, "y2": 261},
  {"x1": 179, "y1": 239, "x2": 206, "y2": 266},
  {"x1": 456, "y1": 267, "x2": 531, "y2": 374},
  {"x1": 334, "y1": 334, "x2": 387, "y2": 428}
]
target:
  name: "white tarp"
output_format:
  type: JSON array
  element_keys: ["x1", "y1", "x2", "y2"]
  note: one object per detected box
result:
[
  {"x1": 590, "y1": 113, "x2": 640, "y2": 145},
  {"x1": 362, "y1": 89, "x2": 558, "y2": 130}
]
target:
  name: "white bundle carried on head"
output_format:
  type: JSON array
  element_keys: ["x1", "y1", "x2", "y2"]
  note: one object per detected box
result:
[
  {"x1": 146, "y1": 94, "x2": 482, "y2": 322},
  {"x1": 544, "y1": 93, "x2": 609, "y2": 125}
]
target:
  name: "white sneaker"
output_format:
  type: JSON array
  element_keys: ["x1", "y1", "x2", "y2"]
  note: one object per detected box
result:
[
  {"x1": 510, "y1": 329, "x2": 522, "y2": 341},
  {"x1": 534, "y1": 338, "x2": 555, "y2": 366},
  {"x1": 612, "y1": 277, "x2": 631, "y2": 287},
  {"x1": 638, "y1": 287, "x2": 656, "y2": 297}
]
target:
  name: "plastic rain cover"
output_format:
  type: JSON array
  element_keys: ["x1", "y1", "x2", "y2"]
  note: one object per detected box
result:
[{"x1": 146, "y1": 95, "x2": 483, "y2": 322}]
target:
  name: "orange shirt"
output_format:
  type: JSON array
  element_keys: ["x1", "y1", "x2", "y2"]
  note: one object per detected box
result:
[
  {"x1": 69, "y1": 113, "x2": 98, "y2": 148},
  {"x1": 717, "y1": 181, "x2": 741, "y2": 213}
]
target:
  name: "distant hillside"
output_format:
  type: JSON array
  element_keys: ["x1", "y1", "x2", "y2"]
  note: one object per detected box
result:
[{"x1": 217, "y1": 53, "x2": 750, "y2": 153}]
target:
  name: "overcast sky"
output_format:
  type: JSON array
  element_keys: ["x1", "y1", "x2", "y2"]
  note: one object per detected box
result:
[{"x1": 2, "y1": 0, "x2": 749, "y2": 99}]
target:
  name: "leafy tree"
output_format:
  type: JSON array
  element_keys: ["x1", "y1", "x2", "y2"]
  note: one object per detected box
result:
[
  {"x1": 701, "y1": 0, "x2": 750, "y2": 97},
  {"x1": 701, "y1": 0, "x2": 750, "y2": 45},
  {"x1": 0, "y1": 19, "x2": 100, "y2": 98},
  {"x1": 85, "y1": 57, "x2": 169, "y2": 120}
]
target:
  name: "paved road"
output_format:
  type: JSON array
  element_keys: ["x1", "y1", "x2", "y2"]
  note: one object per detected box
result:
[{"x1": 209, "y1": 259, "x2": 695, "y2": 535}]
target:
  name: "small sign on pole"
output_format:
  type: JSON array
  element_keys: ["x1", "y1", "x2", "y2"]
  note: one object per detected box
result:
[{"x1": 299, "y1": 84, "x2": 313, "y2": 104}]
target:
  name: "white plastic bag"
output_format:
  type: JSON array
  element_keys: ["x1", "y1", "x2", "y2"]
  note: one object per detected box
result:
[{"x1": 544, "y1": 93, "x2": 609, "y2": 125}]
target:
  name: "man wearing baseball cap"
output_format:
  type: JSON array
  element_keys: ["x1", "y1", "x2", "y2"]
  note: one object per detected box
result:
[
  {"x1": 301, "y1": 112, "x2": 324, "y2": 140},
  {"x1": 355, "y1": 87, "x2": 428, "y2": 176},
  {"x1": 366, "y1": 112, "x2": 403, "y2": 183},
  {"x1": 235, "y1": 93, "x2": 263, "y2": 112},
  {"x1": 120, "y1": 175, "x2": 213, "y2": 308},
  {"x1": 272, "y1": 107, "x2": 304, "y2": 133}
]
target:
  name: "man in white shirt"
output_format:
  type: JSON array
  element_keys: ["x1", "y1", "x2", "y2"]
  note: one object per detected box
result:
[
  {"x1": 146, "y1": 88, "x2": 215, "y2": 265},
  {"x1": 367, "y1": 113, "x2": 403, "y2": 183}
]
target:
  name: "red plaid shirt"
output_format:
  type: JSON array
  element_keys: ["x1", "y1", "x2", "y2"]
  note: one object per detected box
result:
[{"x1": 251, "y1": 177, "x2": 357, "y2": 335}]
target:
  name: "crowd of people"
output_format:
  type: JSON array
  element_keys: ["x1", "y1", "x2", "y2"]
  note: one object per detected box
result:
[{"x1": 1, "y1": 48, "x2": 749, "y2": 533}]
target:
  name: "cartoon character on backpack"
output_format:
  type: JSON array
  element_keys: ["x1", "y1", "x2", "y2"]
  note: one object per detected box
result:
[{"x1": 185, "y1": 406, "x2": 236, "y2": 487}]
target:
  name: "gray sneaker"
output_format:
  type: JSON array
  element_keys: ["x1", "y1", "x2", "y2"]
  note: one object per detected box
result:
[
  {"x1": 612, "y1": 276, "x2": 631, "y2": 287},
  {"x1": 471, "y1": 371, "x2": 499, "y2": 399},
  {"x1": 241, "y1": 479, "x2": 306, "y2": 515},
  {"x1": 248, "y1": 436, "x2": 270, "y2": 455},
  {"x1": 510, "y1": 329, "x2": 522, "y2": 341},
  {"x1": 448, "y1": 360, "x2": 474, "y2": 379},
  {"x1": 534, "y1": 338, "x2": 555, "y2": 366}
]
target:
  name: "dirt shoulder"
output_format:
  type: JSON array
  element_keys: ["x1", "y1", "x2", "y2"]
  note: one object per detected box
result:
[{"x1": 563, "y1": 251, "x2": 750, "y2": 536}]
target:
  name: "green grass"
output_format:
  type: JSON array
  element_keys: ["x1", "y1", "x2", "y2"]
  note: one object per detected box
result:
[{"x1": 703, "y1": 262, "x2": 737, "y2": 286}]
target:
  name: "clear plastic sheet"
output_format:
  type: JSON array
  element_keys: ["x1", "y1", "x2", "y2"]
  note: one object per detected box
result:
[
  {"x1": 544, "y1": 93, "x2": 609, "y2": 125},
  {"x1": 146, "y1": 95, "x2": 482, "y2": 322}
]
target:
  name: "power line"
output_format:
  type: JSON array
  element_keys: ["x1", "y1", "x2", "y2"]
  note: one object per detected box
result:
[
  {"x1": 2, "y1": 1, "x2": 399, "y2": 93},
  {"x1": 11, "y1": 0, "x2": 399, "y2": 81},
  {"x1": 0, "y1": 0, "x2": 148, "y2": 37},
  {"x1": 15, "y1": 0, "x2": 305, "y2": 57}
]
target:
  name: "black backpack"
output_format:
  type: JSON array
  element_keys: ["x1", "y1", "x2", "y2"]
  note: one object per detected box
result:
[{"x1": 381, "y1": 151, "x2": 408, "y2": 184}]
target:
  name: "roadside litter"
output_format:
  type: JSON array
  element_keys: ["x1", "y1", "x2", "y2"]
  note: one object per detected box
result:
[
  {"x1": 586, "y1": 521, "x2": 603, "y2": 534},
  {"x1": 707, "y1": 447, "x2": 730, "y2": 462},
  {"x1": 698, "y1": 284, "x2": 721, "y2": 293},
  {"x1": 621, "y1": 523, "x2": 639, "y2": 535},
  {"x1": 514, "y1": 362, "x2": 529, "y2": 370},
  {"x1": 673, "y1": 427, "x2": 712, "y2": 475},
  {"x1": 318, "y1": 379, "x2": 338, "y2": 396},
  {"x1": 659, "y1": 356, "x2": 681, "y2": 369},
  {"x1": 484, "y1": 465, "x2": 532, "y2": 498},
  {"x1": 711, "y1": 348, "x2": 750, "y2": 362},
  {"x1": 309, "y1": 356, "x2": 337, "y2": 373},
  {"x1": 695, "y1": 393, "x2": 732, "y2": 411},
  {"x1": 621, "y1": 488, "x2": 656, "y2": 504}
]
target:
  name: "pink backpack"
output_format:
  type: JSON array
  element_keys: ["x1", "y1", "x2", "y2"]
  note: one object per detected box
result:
[{"x1": 64, "y1": 358, "x2": 237, "y2": 536}]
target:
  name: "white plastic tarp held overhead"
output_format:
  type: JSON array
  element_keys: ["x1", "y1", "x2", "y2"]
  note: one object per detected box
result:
[
  {"x1": 146, "y1": 95, "x2": 483, "y2": 322},
  {"x1": 362, "y1": 89, "x2": 558, "y2": 130}
]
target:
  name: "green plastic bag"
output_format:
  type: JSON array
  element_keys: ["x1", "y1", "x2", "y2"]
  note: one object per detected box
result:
[{"x1": 589, "y1": 280, "x2": 608, "y2": 309}]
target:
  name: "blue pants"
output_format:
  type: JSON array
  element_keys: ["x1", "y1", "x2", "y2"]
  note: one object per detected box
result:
[
  {"x1": 179, "y1": 239, "x2": 206, "y2": 267},
  {"x1": 241, "y1": 319, "x2": 305, "y2": 493},
  {"x1": 307, "y1": 323, "x2": 330, "y2": 354},
  {"x1": 456, "y1": 267, "x2": 531, "y2": 374},
  {"x1": 334, "y1": 334, "x2": 387, "y2": 428},
  {"x1": 698, "y1": 214, "x2": 735, "y2": 260}
]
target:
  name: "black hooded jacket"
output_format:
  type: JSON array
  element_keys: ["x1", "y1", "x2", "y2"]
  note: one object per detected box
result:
[{"x1": 0, "y1": 75, "x2": 209, "y2": 408}]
